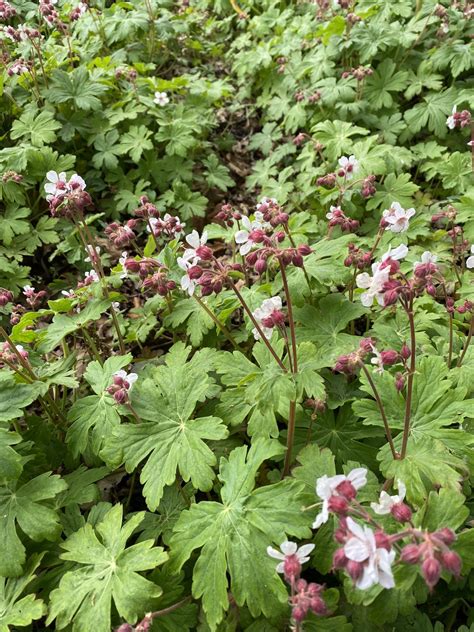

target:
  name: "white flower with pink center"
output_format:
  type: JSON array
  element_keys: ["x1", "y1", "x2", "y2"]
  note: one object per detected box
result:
[
  {"x1": 371, "y1": 481, "x2": 406, "y2": 515},
  {"x1": 235, "y1": 215, "x2": 265, "y2": 256},
  {"x1": 183, "y1": 230, "x2": 208, "y2": 262},
  {"x1": 344, "y1": 517, "x2": 396, "y2": 590},
  {"x1": 338, "y1": 155, "x2": 359, "y2": 179},
  {"x1": 267, "y1": 541, "x2": 315, "y2": 574},
  {"x1": 251, "y1": 296, "x2": 282, "y2": 340},
  {"x1": 177, "y1": 256, "x2": 198, "y2": 296},
  {"x1": 313, "y1": 468, "x2": 367, "y2": 529},
  {"x1": 382, "y1": 202, "x2": 415, "y2": 233}
]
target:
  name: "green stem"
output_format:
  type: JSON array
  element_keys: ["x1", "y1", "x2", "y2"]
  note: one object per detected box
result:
[
  {"x1": 360, "y1": 364, "x2": 398, "y2": 460},
  {"x1": 193, "y1": 295, "x2": 239, "y2": 350}
]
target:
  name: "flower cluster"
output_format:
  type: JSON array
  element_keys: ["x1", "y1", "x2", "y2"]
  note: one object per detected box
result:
[
  {"x1": 0, "y1": 341, "x2": 28, "y2": 366},
  {"x1": 251, "y1": 296, "x2": 286, "y2": 340},
  {"x1": 355, "y1": 244, "x2": 408, "y2": 307},
  {"x1": 22, "y1": 284, "x2": 47, "y2": 309},
  {"x1": 446, "y1": 105, "x2": 471, "y2": 130},
  {"x1": 7, "y1": 58, "x2": 31, "y2": 76},
  {"x1": 0, "y1": 1, "x2": 16, "y2": 19},
  {"x1": 105, "y1": 220, "x2": 137, "y2": 248},
  {"x1": 39, "y1": 0, "x2": 61, "y2": 27},
  {"x1": 215, "y1": 203, "x2": 242, "y2": 227},
  {"x1": 0, "y1": 288, "x2": 13, "y2": 307},
  {"x1": 341, "y1": 66, "x2": 373, "y2": 80},
  {"x1": 333, "y1": 337, "x2": 375, "y2": 374},
  {"x1": 106, "y1": 370, "x2": 138, "y2": 405},
  {"x1": 309, "y1": 469, "x2": 463, "y2": 592},
  {"x1": 267, "y1": 542, "x2": 327, "y2": 625},
  {"x1": 44, "y1": 171, "x2": 91, "y2": 217},
  {"x1": 326, "y1": 206, "x2": 359, "y2": 233},
  {"x1": 147, "y1": 214, "x2": 185, "y2": 241},
  {"x1": 343, "y1": 243, "x2": 372, "y2": 270},
  {"x1": 123, "y1": 256, "x2": 176, "y2": 296}
]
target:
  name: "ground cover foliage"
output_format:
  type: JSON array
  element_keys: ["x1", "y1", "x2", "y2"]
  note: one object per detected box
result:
[{"x1": 0, "y1": 0, "x2": 474, "y2": 630}]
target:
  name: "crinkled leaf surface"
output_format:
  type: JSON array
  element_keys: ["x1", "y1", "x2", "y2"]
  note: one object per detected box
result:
[
  {"x1": 103, "y1": 344, "x2": 227, "y2": 510},
  {"x1": 169, "y1": 438, "x2": 311, "y2": 630},
  {"x1": 47, "y1": 504, "x2": 167, "y2": 632}
]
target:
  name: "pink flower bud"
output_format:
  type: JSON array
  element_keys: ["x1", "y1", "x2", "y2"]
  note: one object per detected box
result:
[
  {"x1": 434, "y1": 528, "x2": 456, "y2": 546},
  {"x1": 400, "y1": 344, "x2": 411, "y2": 360},
  {"x1": 426, "y1": 283, "x2": 437, "y2": 297},
  {"x1": 422, "y1": 557, "x2": 441, "y2": 589},
  {"x1": 390, "y1": 502, "x2": 412, "y2": 523},
  {"x1": 359, "y1": 337, "x2": 376, "y2": 354},
  {"x1": 333, "y1": 548, "x2": 348, "y2": 569},
  {"x1": 395, "y1": 372, "x2": 405, "y2": 392},
  {"x1": 298, "y1": 244, "x2": 312, "y2": 256},
  {"x1": 254, "y1": 258, "x2": 267, "y2": 274},
  {"x1": 284, "y1": 554, "x2": 302, "y2": 580},
  {"x1": 295, "y1": 578, "x2": 307, "y2": 592},
  {"x1": 380, "y1": 350, "x2": 399, "y2": 366},
  {"x1": 307, "y1": 582, "x2": 323, "y2": 596},
  {"x1": 188, "y1": 265, "x2": 203, "y2": 279},
  {"x1": 114, "y1": 389, "x2": 129, "y2": 405},
  {"x1": 328, "y1": 495, "x2": 349, "y2": 514},
  {"x1": 374, "y1": 531, "x2": 391, "y2": 551},
  {"x1": 292, "y1": 605, "x2": 307, "y2": 622},
  {"x1": 400, "y1": 544, "x2": 421, "y2": 564},
  {"x1": 196, "y1": 245, "x2": 213, "y2": 260},
  {"x1": 116, "y1": 625, "x2": 134, "y2": 632},
  {"x1": 346, "y1": 560, "x2": 364, "y2": 581},
  {"x1": 246, "y1": 251, "x2": 258, "y2": 265},
  {"x1": 335, "y1": 479, "x2": 357, "y2": 501},
  {"x1": 292, "y1": 254, "x2": 304, "y2": 267},
  {"x1": 440, "y1": 550, "x2": 461, "y2": 578},
  {"x1": 310, "y1": 596, "x2": 327, "y2": 615}
]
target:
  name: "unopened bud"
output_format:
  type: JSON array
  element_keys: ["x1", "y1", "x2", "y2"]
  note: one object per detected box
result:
[
  {"x1": 434, "y1": 528, "x2": 456, "y2": 546},
  {"x1": 390, "y1": 502, "x2": 412, "y2": 523},
  {"x1": 422, "y1": 557, "x2": 441, "y2": 589},
  {"x1": 400, "y1": 343, "x2": 411, "y2": 360},
  {"x1": 380, "y1": 350, "x2": 399, "y2": 366},
  {"x1": 346, "y1": 560, "x2": 363, "y2": 581},
  {"x1": 328, "y1": 495, "x2": 349, "y2": 514},
  {"x1": 374, "y1": 531, "x2": 391, "y2": 551},
  {"x1": 440, "y1": 550, "x2": 461, "y2": 578},
  {"x1": 254, "y1": 258, "x2": 267, "y2": 274},
  {"x1": 400, "y1": 544, "x2": 421, "y2": 564},
  {"x1": 333, "y1": 548, "x2": 348, "y2": 569}
]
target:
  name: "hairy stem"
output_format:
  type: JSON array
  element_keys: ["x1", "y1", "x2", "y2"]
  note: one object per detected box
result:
[{"x1": 227, "y1": 278, "x2": 287, "y2": 372}]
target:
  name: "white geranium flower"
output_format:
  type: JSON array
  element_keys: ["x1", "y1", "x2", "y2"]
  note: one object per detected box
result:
[
  {"x1": 85, "y1": 270, "x2": 99, "y2": 282},
  {"x1": 177, "y1": 256, "x2": 197, "y2": 296},
  {"x1": 183, "y1": 230, "x2": 208, "y2": 261},
  {"x1": 22, "y1": 285, "x2": 34, "y2": 294},
  {"x1": 251, "y1": 296, "x2": 281, "y2": 340},
  {"x1": 266, "y1": 541, "x2": 315, "y2": 574},
  {"x1": 381, "y1": 243, "x2": 409, "y2": 262},
  {"x1": 68, "y1": 174, "x2": 86, "y2": 190},
  {"x1": 61, "y1": 289, "x2": 75, "y2": 298},
  {"x1": 338, "y1": 155, "x2": 359, "y2": 179},
  {"x1": 44, "y1": 171, "x2": 67, "y2": 200},
  {"x1": 154, "y1": 91, "x2": 169, "y2": 106},
  {"x1": 356, "y1": 265, "x2": 390, "y2": 308},
  {"x1": 313, "y1": 468, "x2": 367, "y2": 529},
  {"x1": 446, "y1": 105, "x2": 456, "y2": 130},
  {"x1": 371, "y1": 481, "x2": 406, "y2": 515},
  {"x1": 235, "y1": 215, "x2": 264, "y2": 256},
  {"x1": 84, "y1": 245, "x2": 101, "y2": 263},
  {"x1": 382, "y1": 202, "x2": 416, "y2": 233},
  {"x1": 414, "y1": 251, "x2": 437, "y2": 269},
  {"x1": 344, "y1": 518, "x2": 396, "y2": 590},
  {"x1": 466, "y1": 245, "x2": 474, "y2": 269},
  {"x1": 370, "y1": 346, "x2": 384, "y2": 374},
  {"x1": 113, "y1": 369, "x2": 138, "y2": 389}
]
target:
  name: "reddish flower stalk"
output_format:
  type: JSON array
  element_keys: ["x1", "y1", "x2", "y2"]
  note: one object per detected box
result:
[{"x1": 400, "y1": 299, "x2": 416, "y2": 459}]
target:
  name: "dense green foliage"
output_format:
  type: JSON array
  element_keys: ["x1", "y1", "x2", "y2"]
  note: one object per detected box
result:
[{"x1": 0, "y1": 0, "x2": 473, "y2": 630}]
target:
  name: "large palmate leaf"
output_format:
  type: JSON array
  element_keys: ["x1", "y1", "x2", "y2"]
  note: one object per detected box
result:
[
  {"x1": 169, "y1": 439, "x2": 311, "y2": 630},
  {"x1": 66, "y1": 354, "x2": 132, "y2": 458},
  {"x1": 102, "y1": 344, "x2": 227, "y2": 510},
  {"x1": 0, "y1": 472, "x2": 67, "y2": 576},
  {"x1": 47, "y1": 505, "x2": 167, "y2": 632},
  {"x1": 294, "y1": 293, "x2": 365, "y2": 366},
  {"x1": 0, "y1": 554, "x2": 45, "y2": 632}
]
